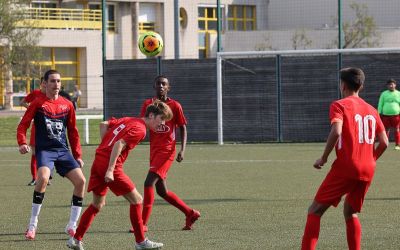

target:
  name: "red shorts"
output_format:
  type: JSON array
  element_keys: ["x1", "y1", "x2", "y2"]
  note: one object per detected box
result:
[
  {"x1": 149, "y1": 149, "x2": 175, "y2": 179},
  {"x1": 87, "y1": 159, "x2": 135, "y2": 196},
  {"x1": 381, "y1": 114, "x2": 400, "y2": 129},
  {"x1": 29, "y1": 124, "x2": 35, "y2": 146},
  {"x1": 314, "y1": 171, "x2": 371, "y2": 212}
]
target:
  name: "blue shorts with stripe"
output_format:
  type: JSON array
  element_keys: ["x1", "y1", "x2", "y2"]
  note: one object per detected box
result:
[{"x1": 36, "y1": 149, "x2": 80, "y2": 177}]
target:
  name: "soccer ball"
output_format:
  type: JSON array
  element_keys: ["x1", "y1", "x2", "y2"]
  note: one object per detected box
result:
[{"x1": 138, "y1": 31, "x2": 164, "y2": 57}]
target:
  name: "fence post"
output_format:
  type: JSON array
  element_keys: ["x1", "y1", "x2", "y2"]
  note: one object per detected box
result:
[
  {"x1": 276, "y1": 54, "x2": 282, "y2": 142},
  {"x1": 337, "y1": 0, "x2": 343, "y2": 98},
  {"x1": 84, "y1": 118, "x2": 89, "y2": 144},
  {"x1": 217, "y1": 53, "x2": 223, "y2": 145}
]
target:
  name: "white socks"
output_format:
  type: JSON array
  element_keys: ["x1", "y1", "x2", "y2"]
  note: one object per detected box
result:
[
  {"x1": 29, "y1": 203, "x2": 42, "y2": 228},
  {"x1": 68, "y1": 205, "x2": 82, "y2": 228}
]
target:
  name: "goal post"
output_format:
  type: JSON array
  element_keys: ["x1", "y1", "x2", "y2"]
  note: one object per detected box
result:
[{"x1": 216, "y1": 48, "x2": 400, "y2": 145}]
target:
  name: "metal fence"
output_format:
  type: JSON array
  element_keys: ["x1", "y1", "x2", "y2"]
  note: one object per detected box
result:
[{"x1": 104, "y1": 49, "x2": 400, "y2": 143}]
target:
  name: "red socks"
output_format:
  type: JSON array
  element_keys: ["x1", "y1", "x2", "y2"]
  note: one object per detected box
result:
[
  {"x1": 142, "y1": 186, "x2": 155, "y2": 226},
  {"x1": 395, "y1": 130, "x2": 400, "y2": 145},
  {"x1": 74, "y1": 204, "x2": 99, "y2": 241},
  {"x1": 346, "y1": 217, "x2": 361, "y2": 250},
  {"x1": 301, "y1": 214, "x2": 321, "y2": 250},
  {"x1": 130, "y1": 204, "x2": 145, "y2": 243},
  {"x1": 30, "y1": 155, "x2": 37, "y2": 180},
  {"x1": 163, "y1": 191, "x2": 191, "y2": 216},
  {"x1": 142, "y1": 186, "x2": 192, "y2": 227},
  {"x1": 302, "y1": 214, "x2": 361, "y2": 250}
]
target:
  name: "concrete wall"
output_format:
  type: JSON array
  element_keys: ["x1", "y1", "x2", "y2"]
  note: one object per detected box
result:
[
  {"x1": 267, "y1": 0, "x2": 400, "y2": 30},
  {"x1": 223, "y1": 29, "x2": 400, "y2": 52}
]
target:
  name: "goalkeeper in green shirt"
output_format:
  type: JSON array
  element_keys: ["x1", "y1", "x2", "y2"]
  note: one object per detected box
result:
[{"x1": 378, "y1": 79, "x2": 400, "y2": 150}]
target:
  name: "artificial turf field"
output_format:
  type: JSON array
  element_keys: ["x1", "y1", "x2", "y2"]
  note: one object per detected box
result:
[{"x1": 0, "y1": 143, "x2": 399, "y2": 250}]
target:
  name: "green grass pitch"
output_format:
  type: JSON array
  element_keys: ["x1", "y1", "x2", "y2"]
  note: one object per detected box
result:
[{"x1": 0, "y1": 143, "x2": 400, "y2": 249}]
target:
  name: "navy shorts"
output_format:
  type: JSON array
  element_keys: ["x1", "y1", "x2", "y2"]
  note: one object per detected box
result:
[{"x1": 36, "y1": 149, "x2": 80, "y2": 177}]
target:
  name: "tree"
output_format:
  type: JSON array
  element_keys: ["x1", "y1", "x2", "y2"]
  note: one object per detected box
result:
[
  {"x1": 292, "y1": 29, "x2": 312, "y2": 50},
  {"x1": 254, "y1": 34, "x2": 274, "y2": 51},
  {"x1": 334, "y1": 2, "x2": 381, "y2": 48},
  {"x1": 0, "y1": 0, "x2": 41, "y2": 109}
]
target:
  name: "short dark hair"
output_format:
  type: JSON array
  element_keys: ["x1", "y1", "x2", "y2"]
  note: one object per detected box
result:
[
  {"x1": 387, "y1": 78, "x2": 396, "y2": 85},
  {"x1": 154, "y1": 75, "x2": 169, "y2": 84},
  {"x1": 340, "y1": 67, "x2": 365, "y2": 91},
  {"x1": 44, "y1": 69, "x2": 60, "y2": 81}
]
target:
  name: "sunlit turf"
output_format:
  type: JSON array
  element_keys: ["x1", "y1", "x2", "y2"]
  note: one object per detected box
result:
[{"x1": 0, "y1": 143, "x2": 399, "y2": 249}]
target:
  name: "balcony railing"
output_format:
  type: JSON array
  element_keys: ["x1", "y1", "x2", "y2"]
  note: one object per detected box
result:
[
  {"x1": 18, "y1": 8, "x2": 102, "y2": 30},
  {"x1": 139, "y1": 22, "x2": 155, "y2": 33}
]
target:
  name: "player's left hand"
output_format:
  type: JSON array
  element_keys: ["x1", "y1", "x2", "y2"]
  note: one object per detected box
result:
[
  {"x1": 176, "y1": 150, "x2": 185, "y2": 162},
  {"x1": 104, "y1": 170, "x2": 114, "y2": 183},
  {"x1": 76, "y1": 158, "x2": 84, "y2": 168}
]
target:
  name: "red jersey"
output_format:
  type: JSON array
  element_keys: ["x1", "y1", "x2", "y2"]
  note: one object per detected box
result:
[
  {"x1": 24, "y1": 89, "x2": 45, "y2": 103},
  {"x1": 140, "y1": 98, "x2": 187, "y2": 152},
  {"x1": 94, "y1": 117, "x2": 146, "y2": 172},
  {"x1": 17, "y1": 95, "x2": 82, "y2": 159},
  {"x1": 23, "y1": 89, "x2": 45, "y2": 146},
  {"x1": 329, "y1": 96, "x2": 385, "y2": 181}
]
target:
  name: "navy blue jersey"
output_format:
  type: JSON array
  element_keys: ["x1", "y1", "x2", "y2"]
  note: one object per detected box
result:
[{"x1": 17, "y1": 95, "x2": 82, "y2": 159}]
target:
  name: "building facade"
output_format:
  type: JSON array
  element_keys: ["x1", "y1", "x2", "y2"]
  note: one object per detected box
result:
[{"x1": 1, "y1": 0, "x2": 399, "y2": 109}]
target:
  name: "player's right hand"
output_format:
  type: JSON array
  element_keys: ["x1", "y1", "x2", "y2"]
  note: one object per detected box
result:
[
  {"x1": 313, "y1": 158, "x2": 326, "y2": 169},
  {"x1": 19, "y1": 144, "x2": 31, "y2": 154},
  {"x1": 76, "y1": 158, "x2": 84, "y2": 168}
]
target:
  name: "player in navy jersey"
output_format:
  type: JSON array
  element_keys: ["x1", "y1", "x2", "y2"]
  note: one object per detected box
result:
[{"x1": 17, "y1": 70, "x2": 86, "y2": 240}]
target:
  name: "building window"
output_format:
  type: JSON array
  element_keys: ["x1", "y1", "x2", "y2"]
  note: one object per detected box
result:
[
  {"x1": 12, "y1": 47, "x2": 80, "y2": 101},
  {"x1": 228, "y1": 5, "x2": 256, "y2": 31},
  {"x1": 198, "y1": 6, "x2": 223, "y2": 59},
  {"x1": 106, "y1": 4, "x2": 116, "y2": 32},
  {"x1": 31, "y1": 1, "x2": 57, "y2": 9},
  {"x1": 139, "y1": 22, "x2": 155, "y2": 33},
  {"x1": 89, "y1": 3, "x2": 116, "y2": 32}
]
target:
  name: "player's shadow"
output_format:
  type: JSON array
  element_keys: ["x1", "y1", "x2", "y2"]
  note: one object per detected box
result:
[
  {"x1": 45, "y1": 198, "x2": 255, "y2": 209},
  {"x1": 44, "y1": 197, "x2": 400, "y2": 210},
  {"x1": 0, "y1": 231, "x2": 70, "y2": 242}
]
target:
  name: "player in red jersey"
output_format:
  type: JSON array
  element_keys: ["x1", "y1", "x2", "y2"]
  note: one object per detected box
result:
[
  {"x1": 67, "y1": 100, "x2": 172, "y2": 250},
  {"x1": 17, "y1": 70, "x2": 86, "y2": 240},
  {"x1": 20, "y1": 78, "x2": 46, "y2": 186},
  {"x1": 133, "y1": 76, "x2": 200, "y2": 233},
  {"x1": 301, "y1": 68, "x2": 388, "y2": 250}
]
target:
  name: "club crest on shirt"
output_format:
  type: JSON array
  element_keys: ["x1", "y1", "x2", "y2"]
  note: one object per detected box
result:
[
  {"x1": 156, "y1": 124, "x2": 170, "y2": 133},
  {"x1": 59, "y1": 104, "x2": 68, "y2": 111}
]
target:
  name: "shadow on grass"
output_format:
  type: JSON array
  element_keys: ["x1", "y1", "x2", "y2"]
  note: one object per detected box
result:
[
  {"x1": 0, "y1": 229, "x2": 132, "y2": 243},
  {"x1": 45, "y1": 198, "x2": 267, "y2": 209},
  {"x1": 25, "y1": 197, "x2": 400, "y2": 210},
  {"x1": 365, "y1": 197, "x2": 400, "y2": 201}
]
